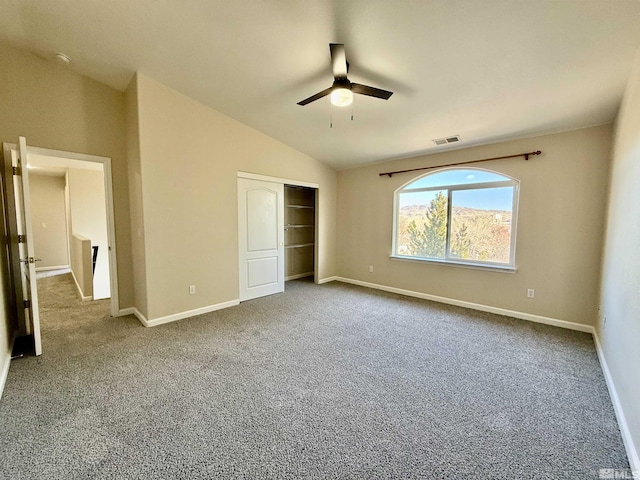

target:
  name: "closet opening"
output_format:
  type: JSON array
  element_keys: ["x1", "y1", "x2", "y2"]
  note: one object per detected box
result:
[{"x1": 284, "y1": 185, "x2": 316, "y2": 283}]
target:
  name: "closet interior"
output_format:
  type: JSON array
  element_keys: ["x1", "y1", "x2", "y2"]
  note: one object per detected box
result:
[{"x1": 284, "y1": 185, "x2": 316, "y2": 281}]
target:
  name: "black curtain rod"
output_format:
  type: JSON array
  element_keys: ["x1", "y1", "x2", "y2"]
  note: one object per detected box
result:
[{"x1": 379, "y1": 150, "x2": 542, "y2": 178}]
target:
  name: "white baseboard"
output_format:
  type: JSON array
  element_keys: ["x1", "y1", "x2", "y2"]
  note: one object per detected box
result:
[
  {"x1": 593, "y1": 331, "x2": 639, "y2": 473},
  {"x1": 331, "y1": 276, "x2": 595, "y2": 333},
  {"x1": 285, "y1": 272, "x2": 314, "y2": 281},
  {"x1": 0, "y1": 351, "x2": 11, "y2": 400},
  {"x1": 70, "y1": 270, "x2": 92, "y2": 301},
  {"x1": 129, "y1": 299, "x2": 240, "y2": 328},
  {"x1": 317, "y1": 276, "x2": 338, "y2": 285},
  {"x1": 117, "y1": 307, "x2": 135, "y2": 317},
  {"x1": 36, "y1": 265, "x2": 70, "y2": 272}
]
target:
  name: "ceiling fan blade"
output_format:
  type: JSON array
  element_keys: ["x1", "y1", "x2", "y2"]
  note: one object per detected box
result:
[
  {"x1": 330, "y1": 43, "x2": 348, "y2": 80},
  {"x1": 351, "y1": 83, "x2": 394, "y2": 100},
  {"x1": 297, "y1": 86, "x2": 333, "y2": 106}
]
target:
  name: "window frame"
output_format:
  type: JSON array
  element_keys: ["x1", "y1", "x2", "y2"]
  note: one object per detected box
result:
[{"x1": 391, "y1": 167, "x2": 520, "y2": 270}]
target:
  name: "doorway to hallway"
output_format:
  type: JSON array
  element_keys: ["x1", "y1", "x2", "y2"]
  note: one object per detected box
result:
[{"x1": 1, "y1": 138, "x2": 119, "y2": 357}]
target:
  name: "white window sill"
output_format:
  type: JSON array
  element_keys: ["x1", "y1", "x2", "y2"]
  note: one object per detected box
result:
[{"x1": 389, "y1": 254, "x2": 517, "y2": 273}]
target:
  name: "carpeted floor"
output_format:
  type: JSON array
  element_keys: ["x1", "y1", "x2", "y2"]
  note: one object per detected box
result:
[{"x1": 0, "y1": 273, "x2": 629, "y2": 479}]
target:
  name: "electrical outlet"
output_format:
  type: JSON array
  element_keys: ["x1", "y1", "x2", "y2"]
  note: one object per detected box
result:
[
  {"x1": 189, "y1": 285, "x2": 196, "y2": 295},
  {"x1": 369, "y1": 265, "x2": 374, "y2": 273},
  {"x1": 527, "y1": 288, "x2": 535, "y2": 298}
]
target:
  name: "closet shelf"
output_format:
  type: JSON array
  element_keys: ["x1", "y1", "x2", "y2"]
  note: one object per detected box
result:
[
  {"x1": 285, "y1": 243, "x2": 315, "y2": 249},
  {"x1": 286, "y1": 204, "x2": 314, "y2": 209},
  {"x1": 285, "y1": 224, "x2": 314, "y2": 229}
]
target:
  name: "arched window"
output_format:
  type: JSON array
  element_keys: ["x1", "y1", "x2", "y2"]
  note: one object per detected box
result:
[{"x1": 393, "y1": 168, "x2": 519, "y2": 268}]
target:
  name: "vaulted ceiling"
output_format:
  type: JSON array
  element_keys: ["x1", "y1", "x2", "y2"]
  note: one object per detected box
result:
[{"x1": 1, "y1": 0, "x2": 639, "y2": 169}]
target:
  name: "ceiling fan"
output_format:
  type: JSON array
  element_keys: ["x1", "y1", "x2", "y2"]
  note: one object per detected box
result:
[{"x1": 297, "y1": 44, "x2": 394, "y2": 107}]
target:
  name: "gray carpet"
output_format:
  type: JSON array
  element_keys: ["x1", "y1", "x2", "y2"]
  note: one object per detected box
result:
[{"x1": 0, "y1": 273, "x2": 629, "y2": 479}]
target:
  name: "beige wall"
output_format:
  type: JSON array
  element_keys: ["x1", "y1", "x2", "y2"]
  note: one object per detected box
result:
[
  {"x1": 70, "y1": 234, "x2": 93, "y2": 299},
  {"x1": 599, "y1": 48, "x2": 640, "y2": 467},
  {"x1": 337, "y1": 125, "x2": 612, "y2": 326},
  {"x1": 132, "y1": 74, "x2": 337, "y2": 320},
  {"x1": 29, "y1": 175, "x2": 69, "y2": 268},
  {"x1": 0, "y1": 41, "x2": 133, "y2": 310},
  {"x1": 125, "y1": 75, "x2": 148, "y2": 318},
  {"x1": 67, "y1": 169, "x2": 110, "y2": 300}
]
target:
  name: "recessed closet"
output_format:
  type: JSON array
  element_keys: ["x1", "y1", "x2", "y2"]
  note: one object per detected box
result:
[{"x1": 284, "y1": 185, "x2": 316, "y2": 281}]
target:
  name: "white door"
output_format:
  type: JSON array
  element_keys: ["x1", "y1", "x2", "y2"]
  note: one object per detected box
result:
[
  {"x1": 4, "y1": 137, "x2": 42, "y2": 355},
  {"x1": 238, "y1": 178, "x2": 284, "y2": 301}
]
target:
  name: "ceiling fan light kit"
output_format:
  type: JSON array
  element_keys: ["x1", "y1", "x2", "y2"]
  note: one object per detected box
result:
[
  {"x1": 297, "y1": 43, "x2": 393, "y2": 109},
  {"x1": 330, "y1": 87, "x2": 353, "y2": 107}
]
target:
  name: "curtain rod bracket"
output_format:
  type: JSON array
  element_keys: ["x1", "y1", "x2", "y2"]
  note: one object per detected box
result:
[{"x1": 525, "y1": 150, "x2": 541, "y2": 161}]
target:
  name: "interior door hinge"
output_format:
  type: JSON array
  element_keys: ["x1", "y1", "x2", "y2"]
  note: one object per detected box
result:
[
  {"x1": 12, "y1": 166, "x2": 20, "y2": 176},
  {"x1": 18, "y1": 234, "x2": 26, "y2": 243},
  {"x1": 23, "y1": 299, "x2": 30, "y2": 309}
]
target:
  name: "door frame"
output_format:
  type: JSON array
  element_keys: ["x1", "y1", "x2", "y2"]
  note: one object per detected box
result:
[
  {"x1": 8, "y1": 144, "x2": 120, "y2": 318},
  {"x1": 237, "y1": 171, "x2": 319, "y2": 284}
]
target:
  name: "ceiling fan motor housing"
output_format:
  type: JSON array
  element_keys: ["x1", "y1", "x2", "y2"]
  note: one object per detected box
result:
[{"x1": 332, "y1": 78, "x2": 351, "y2": 90}]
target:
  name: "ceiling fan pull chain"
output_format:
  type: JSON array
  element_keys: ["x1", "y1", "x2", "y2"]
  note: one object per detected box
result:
[
  {"x1": 351, "y1": 96, "x2": 354, "y2": 121},
  {"x1": 330, "y1": 103, "x2": 333, "y2": 128}
]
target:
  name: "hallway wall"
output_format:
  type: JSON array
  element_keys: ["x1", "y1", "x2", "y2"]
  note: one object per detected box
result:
[
  {"x1": 68, "y1": 169, "x2": 110, "y2": 300},
  {"x1": 29, "y1": 175, "x2": 69, "y2": 269}
]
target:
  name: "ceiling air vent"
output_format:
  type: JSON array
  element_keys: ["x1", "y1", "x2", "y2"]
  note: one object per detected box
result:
[{"x1": 433, "y1": 135, "x2": 461, "y2": 145}]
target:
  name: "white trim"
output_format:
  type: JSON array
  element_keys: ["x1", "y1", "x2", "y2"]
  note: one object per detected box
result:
[
  {"x1": 35, "y1": 265, "x2": 70, "y2": 272},
  {"x1": 130, "y1": 308, "x2": 147, "y2": 326},
  {"x1": 28, "y1": 146, "x2": 109, "y2": 165},
  {"x1": 285, "y1": 272, "x2": 314, "y2": 281},
  {"x1": 0, "y1": 352, "x2": 11, "y2": 400},
  {"x1": 317, "y1": 276, "x2": 338, "y2": 284},
  {"x1": 332, "y1": 276, "x2": 594, "y2": 333},
  {"x1": 25, "y1": 145, "x2": 120, "y2": 318},
  {"x1": 392, "y1": 166, "x2": 519, "y2": 269},
  {"x1": 131, "y1": 300, "x2": 240, "y2": 328},
  {"x1": 117, "y1": 307, "x2": 136, "y2": 317},
  {"x1": 237, "y1": 171, "x2": 319, "y2": 189},
  {"x1": 70, "y1": 269, "x2": 92, "y2": 301},
  {"x1": 102, "y1": 158, "x2": 120, "y2": 317},
  {"x1": 389, "y1": 254, "x2": 517, "y2": 273},
  {"x1": 593, "y1": 331, "x2": 640, "y2": 473}
]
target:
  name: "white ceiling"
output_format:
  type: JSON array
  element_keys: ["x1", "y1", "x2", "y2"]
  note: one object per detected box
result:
[{"x1": 1, "y1": 0, "x2": 639, "y2": 169}]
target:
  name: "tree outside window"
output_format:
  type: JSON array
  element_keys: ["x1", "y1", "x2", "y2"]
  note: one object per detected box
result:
[{"x1": 394, "y1": 168, "x2": 518, "y2": 268}]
